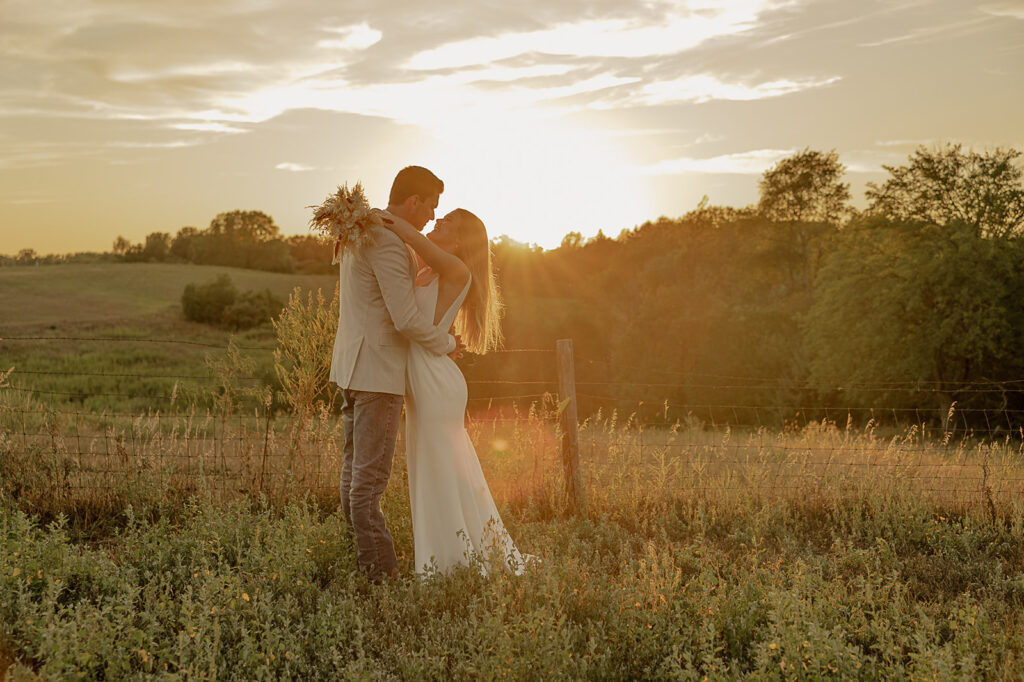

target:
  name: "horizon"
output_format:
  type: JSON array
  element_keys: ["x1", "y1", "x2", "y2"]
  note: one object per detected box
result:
[{"x1": 1, "y1": 0, "x2": 1022, "y2": 254}]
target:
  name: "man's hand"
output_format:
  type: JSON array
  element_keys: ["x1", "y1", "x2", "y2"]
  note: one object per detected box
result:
[{"x1": 448, "y1": 331, "x2": 466, "y2": 360}]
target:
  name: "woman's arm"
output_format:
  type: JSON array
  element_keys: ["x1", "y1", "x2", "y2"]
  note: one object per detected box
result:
[{"x1": 381, "y1": 217, "x2": 469, "y2": 282}]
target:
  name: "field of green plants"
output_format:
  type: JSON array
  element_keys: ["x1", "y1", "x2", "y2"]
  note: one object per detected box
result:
[
  {"x1": 3, "y1": 396, "x2": 1024, "y2": 679},
  {"x1": 3, "y1": 264, "x2": 1024, "y2": 679}
]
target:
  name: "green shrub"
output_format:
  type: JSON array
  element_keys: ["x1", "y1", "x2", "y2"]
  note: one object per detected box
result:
[
  {"x1": 181, "y1": 275, "x2": 282, "y2": 330},
  {"x1": 222, "y1": 289, "x2": 284, "y2": 330},
  {"x1": 181, "y1": 274, "x2": 238, "y2": 324}
]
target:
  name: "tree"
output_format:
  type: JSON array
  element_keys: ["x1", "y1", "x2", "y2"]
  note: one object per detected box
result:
[
  {"x1": 286, "y1": 235, "x2": 333, "y2": 273},
  {"x1": 866, "y1": 144, "x2": 1024, "y2": 238},
  {"x1": 112, "y1": 236, "x2": 130, "y2": 256},
  {"x1": 805, "y1": 216, "x2": 1024, "y2": 416},
  {"x1": 758, "y1": 149, "x2": 851, "y2": 225},
  {"x1": 170, "y1": 226, "x2": 199, "y2": 261},
  {"x1": 208, "y1": 210, "x2": 280, "y2": 243},
  {"x1": 247, "y1": 238, "x2": 294, "y2": 273},
  {"x1": 141, "y1": 232, "x2": 171, "y2": 262},
  {"x1": 559, "y1": 231, "x2": 583, "y2": 250},
  {"x1": 757, "y1": 149, "x2": 850, "y2": 294}
]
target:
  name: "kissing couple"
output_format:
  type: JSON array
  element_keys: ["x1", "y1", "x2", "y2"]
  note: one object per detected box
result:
[{"x1": 329, "y1": 165, "x2": 530, "y2": 581}]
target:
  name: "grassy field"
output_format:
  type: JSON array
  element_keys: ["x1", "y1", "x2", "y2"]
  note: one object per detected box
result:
[
  {"x1": 0, "y1": 263, "x2": 336, "y2": 329},
  {"x1": 2, "y1": 262, "x2": 1024, "y2": 678},
  {"x1": 0, "y1": 263, "x2": 335, "y2": 412},
  {"x1": 3, "y1": 397, "x2": 1024, "y2": 678}
]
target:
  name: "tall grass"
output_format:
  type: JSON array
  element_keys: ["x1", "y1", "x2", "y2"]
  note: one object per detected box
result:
[{"x1": 3, "y1": 388, "x2": 1024, "y2": 677}]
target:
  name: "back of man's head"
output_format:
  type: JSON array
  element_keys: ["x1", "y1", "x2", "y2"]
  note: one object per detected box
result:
[{"x1": 389, "y1": 166, "x2": 444, "y2": 206}]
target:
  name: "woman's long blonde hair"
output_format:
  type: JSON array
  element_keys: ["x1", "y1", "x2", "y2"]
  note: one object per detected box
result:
[{"x1": 453, "y1": 209, "x2": 502, "y2": 354}]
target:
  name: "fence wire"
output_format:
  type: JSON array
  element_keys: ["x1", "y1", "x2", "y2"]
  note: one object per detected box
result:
[{"x1": 3, "y1": 339, "x2": 1024, "y2": 500}]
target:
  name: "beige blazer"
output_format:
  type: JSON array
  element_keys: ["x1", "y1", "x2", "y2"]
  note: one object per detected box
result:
[{"x1": 329, "y1": 211, "x2": 455, "y2": 396}]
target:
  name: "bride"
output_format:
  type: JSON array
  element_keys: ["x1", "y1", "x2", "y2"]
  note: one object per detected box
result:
[{"x1": 381, "y1": 208, "x2": 529, "y2": 576}]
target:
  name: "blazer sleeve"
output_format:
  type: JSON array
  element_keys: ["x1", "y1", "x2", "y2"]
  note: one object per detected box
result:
[{"x1": 368, "y1": 234, "x2": 456, "y2": 356}]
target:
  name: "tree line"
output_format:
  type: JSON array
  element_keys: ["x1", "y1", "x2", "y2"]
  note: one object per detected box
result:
[
  {"x1": 2, "y1": 212, "x2": 334, "y2": 273},
  {"x1": 5, "y1": 143, "x2": 1022, "y2": 427},
  {"x1": 468, "y1": 144, "x2": 1024, "y2": 427},
  {"x1": 110, "y1": 210, "x2": 334, "y2": 274}
]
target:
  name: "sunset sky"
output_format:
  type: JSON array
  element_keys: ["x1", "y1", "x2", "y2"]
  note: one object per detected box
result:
[{"x1": 1, "y1": 0, "x2": 1022, "y2": 253}]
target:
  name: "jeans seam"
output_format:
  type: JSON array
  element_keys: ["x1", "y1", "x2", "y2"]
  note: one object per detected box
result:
[
  {"x1": 369, "y1": 397, "x2": 392, "y2": 571},
  {"x1": 377, "y1": 394, "x2": 398, "y2": 571}
]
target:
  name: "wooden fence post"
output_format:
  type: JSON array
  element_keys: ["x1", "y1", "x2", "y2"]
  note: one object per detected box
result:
[{"x1": 557, "y1": 338, "x2": 585, "y2": 512}]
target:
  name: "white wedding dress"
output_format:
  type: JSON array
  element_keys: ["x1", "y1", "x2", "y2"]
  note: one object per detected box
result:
[{"x1": 406, "y1": 275, "x2": 528, "y2": 575}]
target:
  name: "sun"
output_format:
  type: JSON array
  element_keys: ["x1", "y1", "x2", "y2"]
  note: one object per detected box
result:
[{"x1": 414, "y1": 115, "x2": 656, "y2": 248}]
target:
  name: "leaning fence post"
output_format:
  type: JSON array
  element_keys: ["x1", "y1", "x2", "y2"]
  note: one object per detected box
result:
[{"x1": 557, "y1": 338, "x2": 585, "y2": 512}]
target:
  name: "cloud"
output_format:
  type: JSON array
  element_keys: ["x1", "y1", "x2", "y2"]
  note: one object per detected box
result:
[
  {"x1": 3, "y1": 198, "x2": 54, "y2": 205},
  {"x1": 404, "y1": 3, "x2": 777, "y2": 70},
  {"x1": 858, "y1": 16, "x2": 991, "y2": 47},
  {"x1": 603, "y1": 73, "x2": 841, "y2": 107},
  {"x1": 0, "y1": 0, "x2": 828, "y2": 148},
  {"x1": 317, "y1": 23, "x2": 383, "y2": 50},
  {"x1": 981, "y1": 2, "x2": 1024, "y2": 19},
  {"x1": 107, "y1": 140, "x2": 202, "y2": 149},
  {"x1": 843, "y1": 149, "x2": 918, "y2": 173},
  {"x1": 1, "y1": 0, "x2": 1018, "y2": 187},
  {"x1": 874, "y1": 138, "x2": 934, "y2": 147},
  {"x1": 638, "y1": 148, "x2": 795, "y2": 175},
  {"x1": 170, "y1": 122, "x2": 248, "y2": 133},
  {"x1": 275, "y1": 162, "x2": 315, "y2": 172}
]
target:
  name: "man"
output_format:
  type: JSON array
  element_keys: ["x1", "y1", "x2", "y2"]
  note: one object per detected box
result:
[{"x1": 329, "y1": 165, "x2": 456, "y2": 580}]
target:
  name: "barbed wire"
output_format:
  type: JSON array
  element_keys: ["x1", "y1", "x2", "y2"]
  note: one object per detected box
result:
[
  {"x1": 574, "y1": 393, "x2": 1024, "y2": 415},
  {"x1": 11, "y1": 369, "x2": 261, "y2": 382},
  {"x1": 1, "y1": 406, "x2": 269, "y2": 420},
  {"x1": 0, "y1": 335, "x2": 276, "y2": 350},
  {"x1": 579, "y1": 357, "x2": 1024, "y2": 388},
  {"x1": 20, "y1": 482, "x2": 1019, "y2": 495},
  {"x1": 5, "y1": 385, "x2": 180, "y2": 400},
  {"x1": 8, "y1": 370, "x2": 1024, "y2": 395},
  {"x1": 571, "y1": 381, "x2": 1024, "y2": 395}
]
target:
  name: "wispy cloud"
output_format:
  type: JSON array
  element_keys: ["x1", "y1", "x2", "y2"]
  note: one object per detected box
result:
[
  {"x1": 275, "y1": 162, "x2": 315, "y2": 172},
  {"x1": 638, "y1": 148, "x2": 795, "y2": 175},
  {"x1": 3, "y1": 197, "x2": 54, "y2": 205},
  {"x1": 317, "y1": 24, "x2": 383, "y2": 51},
  {"x1": 874, "y1": 138, "x2": 934, "y2": 147},
  {"x1": 107, "y1": 140, "x2": 202, "y2": 149},
  {"x1": 171, "y1": 122, "x2": 247, "y2": 134},
  {"x1": 843, "y1": 149, "x2": 919, "y2": 173},
  {"x1": 600, "y1": 74, "x2": 840, "y2": 107},
  {"x1": 981, "y1": 2, "x2": 1024, "y2": 19},
  {"x1": 405, "y1": 3, "x2": 777, "y2": 70},
  {"x1": 859, "y1": 16, "x2": 991, "y2": 47}
]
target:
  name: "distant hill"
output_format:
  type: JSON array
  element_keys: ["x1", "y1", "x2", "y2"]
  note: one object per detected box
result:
[{"x1": 0, "y1": 263, "x2": 336, "y2": 331}]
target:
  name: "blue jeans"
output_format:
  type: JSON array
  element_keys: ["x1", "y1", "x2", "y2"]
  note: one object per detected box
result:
[{"x1": 341, "y1": 389, "x2": 404, "y2": 580}]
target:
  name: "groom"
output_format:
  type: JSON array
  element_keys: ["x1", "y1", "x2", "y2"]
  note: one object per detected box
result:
[{"x1": 329, "y1": 165, "x2": 457, "y2": 581}]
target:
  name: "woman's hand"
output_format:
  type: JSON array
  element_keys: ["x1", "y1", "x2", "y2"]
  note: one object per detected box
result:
[{"x1": 375, "y1": 210, "x2": 417, "y2": 243}]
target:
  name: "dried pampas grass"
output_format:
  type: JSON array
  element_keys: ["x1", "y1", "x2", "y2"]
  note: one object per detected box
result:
[{"x1": 308, "y1": 183, "x2": 382, "y2": 264}]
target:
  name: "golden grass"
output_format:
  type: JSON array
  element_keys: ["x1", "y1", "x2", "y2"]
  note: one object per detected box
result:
[{"x1": 4, "y1": 393, "x2": 1023, "y2": 526}]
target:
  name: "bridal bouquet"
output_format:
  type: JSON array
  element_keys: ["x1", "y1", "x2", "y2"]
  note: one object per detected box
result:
[{"x1": 308, "y1": 182, "x2": 382, "y2": 264}]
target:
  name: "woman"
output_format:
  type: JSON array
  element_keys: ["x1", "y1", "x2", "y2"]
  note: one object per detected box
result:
[{"x1": 382, "y1": 208, "x2": 529, "y2": 575}]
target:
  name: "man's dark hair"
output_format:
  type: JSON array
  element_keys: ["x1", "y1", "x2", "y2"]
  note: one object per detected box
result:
[{"x1": 389, "y1": 166, "x2": 444, "y2": 205}]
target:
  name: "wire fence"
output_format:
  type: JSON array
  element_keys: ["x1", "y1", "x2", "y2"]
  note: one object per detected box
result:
[{"x1": 3, "y1": 335, "x2": 1024, "y2": 506}]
